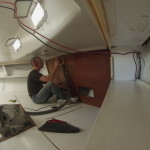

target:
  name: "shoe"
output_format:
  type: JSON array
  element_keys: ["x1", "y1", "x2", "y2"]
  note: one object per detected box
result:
[
  {"x1": 52, "y1": 97, "x2": 78, "y2": 108},
  {"x1": 57, "y1": 99, "x2": 66, "y2": 105},
  {"x1": 52, "y1": 99, "x2": 66, "y2": 108},
  {"x1": 69, "y1": 97, "x2": 78, "y2": 104}
]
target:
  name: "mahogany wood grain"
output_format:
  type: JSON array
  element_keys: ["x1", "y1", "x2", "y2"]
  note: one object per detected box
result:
[{"x1": 46, "y1": 51, "x2": 111, "y2": 107}]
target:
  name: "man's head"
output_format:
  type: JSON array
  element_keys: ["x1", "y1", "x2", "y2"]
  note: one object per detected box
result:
[{"x1": 31, "y1": 57, "x2": 44, "y2": 71}]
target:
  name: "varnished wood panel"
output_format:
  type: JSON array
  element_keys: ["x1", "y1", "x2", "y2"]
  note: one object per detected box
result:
[{"x1": 46, "y1": 51, "x2": 111, "y2": 107}]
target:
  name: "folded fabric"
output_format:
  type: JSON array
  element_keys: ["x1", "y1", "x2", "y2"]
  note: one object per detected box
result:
[{"x1": 38, "y1": 118, "x2": 80, "y2": 133}]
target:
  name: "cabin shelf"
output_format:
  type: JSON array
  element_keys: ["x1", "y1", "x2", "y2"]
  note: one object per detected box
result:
[
  {"x1": 0, "y1": 75, "x2": 28, "y2": 78},
  {"x1": 0, "y1": 63, "x2": 32, "y2": 79}
]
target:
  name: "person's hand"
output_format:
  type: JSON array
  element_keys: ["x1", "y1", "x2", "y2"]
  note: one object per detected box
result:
[{"x1": 54, "y1": 58, "x2": 61, "y2": 67}]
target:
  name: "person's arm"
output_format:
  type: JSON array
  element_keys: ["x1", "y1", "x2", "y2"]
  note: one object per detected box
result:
[{"x1": 39, "y1": 59, "x2": 60, "y2": 82}]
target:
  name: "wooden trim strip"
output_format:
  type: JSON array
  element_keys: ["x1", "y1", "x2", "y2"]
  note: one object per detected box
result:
[{"x1": 86, "y1": 0, "x2": 111, "y2": 49}]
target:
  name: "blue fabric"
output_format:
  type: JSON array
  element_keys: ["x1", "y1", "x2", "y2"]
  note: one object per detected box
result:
[{"x1": 31, "y1": 81, "x2": 67, "y2": 104}]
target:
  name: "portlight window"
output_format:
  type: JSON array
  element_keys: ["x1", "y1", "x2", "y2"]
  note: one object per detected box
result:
[
  {"x1": 31, "y1": 3, "x2": 45, "y2": 28},
  {"x1": 13, "y1": 39, "x2": 21, "y2": 52}
]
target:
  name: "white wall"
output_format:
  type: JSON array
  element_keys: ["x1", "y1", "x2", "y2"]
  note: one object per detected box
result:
[
  {"x1": 0, "y1": 78, "x2": 27, "y2": 93},
  {"x1": 111, "y1": 48, "x2": 136, "y2": 80},
  {"x1": 4, "y1": 78, "x2": 28, "y2": 92},
  {"x1": 111, "y1": 45, "x2": 150, "y2": 83},
  {"x1": 0, "y1": 61, "x2": 48, "y2": 92},
  {"x1": 0, "y1": 79, "x2": 5, "y2": 91}
]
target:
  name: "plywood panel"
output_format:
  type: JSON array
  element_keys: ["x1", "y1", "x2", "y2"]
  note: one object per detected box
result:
[{"x1": 46, "y1": 51, "x2": 111, "y2": 107}]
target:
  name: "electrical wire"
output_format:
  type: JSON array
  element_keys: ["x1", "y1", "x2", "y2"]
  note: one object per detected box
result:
[
  {"x1": 16, "y1": 14, "x2": 139, "y2": 55},
  {"x1": 137, "y1": 53, "x2": 142, "y2": 79},
  {"x1": 0, "y1": 5, "x2": 14, "y2": 11},
  {"x1": 14, "y1": 5, "x2": 140, "y2": 55},
  {"x1": 14, "y1": 65, "x2": 72, "y2": 116},
  {"x1": 0, "y1": 2, "x2": 142, "y2": 81},
  {"x1": 18, "y1": 22, "x2": 71, "y2": 54},
  {"x1": 133, "y1": 52, "x2": 137, "y2": 80},
  {"x1": 1, "y1": 1, "x2": 108, "y2": 54},
  {"x1": 24, "y1": 104, "x2": 56, "y2": 111},
  {"x1": 0, "y1": 1, "x2": 138, "y2": 55},
  {"x1": 0, "y1": 1, "x2": 140, "y2": 56},
  {"x1": 0, "y1": 1, "x2": 14, "y2": 6},
  {"x1": 26, "y1": 65, "x2": 72, "y2": 115},
  {"x1": 133, "y1": 51, "x2": 144, "y2": 80},
  {"x1": 0, "y1": 3, "x2": 71, "y2": 54},
  {"x1": 0, "y1": 1, "x2": 145, "y2": 115}
]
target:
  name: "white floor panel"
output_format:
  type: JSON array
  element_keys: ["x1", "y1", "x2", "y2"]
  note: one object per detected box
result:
[
  {"x1": 85, "y1": 80, "x2": 150, "y2": 150},
  {"x1": 24, "y1": 102, "x2": 99, "y2": 150},
  {"x1": 0, "y1": 126, "x2": 58, "y2": 150},
  {"x1": 1, "y1": 80, "x2": 150, "y2": 150},
  {"x1": 15, "y1": 93, "x2": 55, "y2": 111},
  {"x1": 0, "y1": 92, "x2": 100, "y2": 150},
  {"x1": 0, "y1": 92, "x2": 19, "y2": 105},
  {"x1": 28, "y1": 103, "x2": 84, "y2": 127},
  {"x1": 42, "y1": 103, "x2": 99, "y2": 150}
]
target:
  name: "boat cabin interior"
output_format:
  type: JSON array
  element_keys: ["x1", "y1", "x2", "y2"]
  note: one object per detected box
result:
[{"x1": 0, "y1": 0, "x2": 150, "y2": 150}]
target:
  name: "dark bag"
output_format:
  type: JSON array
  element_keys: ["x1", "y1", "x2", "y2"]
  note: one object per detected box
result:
[{"x1": 38, "y1": 118, "x2": 80, "y2": 133}]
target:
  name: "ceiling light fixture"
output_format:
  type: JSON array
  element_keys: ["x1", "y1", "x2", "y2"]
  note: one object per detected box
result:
[{"x1": 15, "y1": 0, "x2": 33, "y2": 18}]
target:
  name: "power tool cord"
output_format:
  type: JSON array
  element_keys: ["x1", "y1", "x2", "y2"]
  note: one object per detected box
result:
[{"x1": 25, "y1": 65, "x2": 71, "y2": 115}]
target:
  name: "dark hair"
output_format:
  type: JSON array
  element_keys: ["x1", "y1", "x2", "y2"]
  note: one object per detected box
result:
[{"x1": 31, "y1": 56, "x2": 41, "y2": 66}]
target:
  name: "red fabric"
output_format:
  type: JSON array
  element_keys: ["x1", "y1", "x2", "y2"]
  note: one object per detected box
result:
[{"x1": 47, "y1": 118, "x2": 66, "y2": 123}]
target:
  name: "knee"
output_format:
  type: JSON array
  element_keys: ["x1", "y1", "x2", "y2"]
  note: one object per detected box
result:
[
  {"x1": 32, "y1": 98, "x2": 44, "y2": 104},
  {"x1": 33, "y1": 100, "x2": 44, "y2": 104},
  {"x1": 31, "y1": 96, "x2": 45, "y2": 104},
  {"x1": 46, "y1": 82, "x2": 58, "y2": 89},
  {"x1": 46, "y1": 81, "x2": 54, "y2": 87}
]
